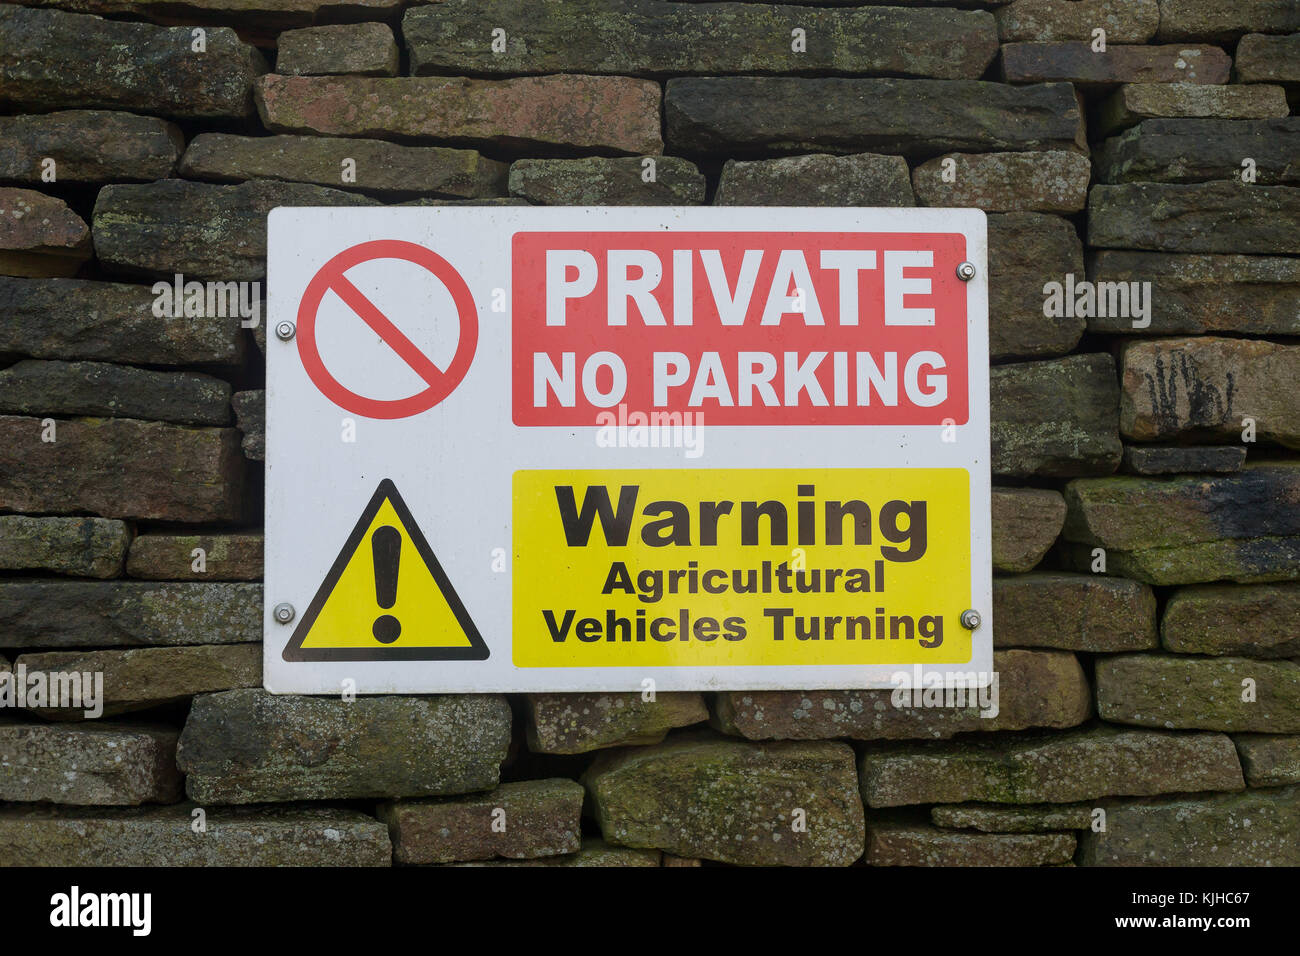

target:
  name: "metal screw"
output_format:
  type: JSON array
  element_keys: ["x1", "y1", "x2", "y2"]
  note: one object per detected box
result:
[
  {"x1": 273, "y1": 602, "x2": 296, "y2": 624},
  {"x1": 275, "y1": 320, "x2": 296, "y2": 341},
  {"x1": 960, "y1": 608, "x2": 982, "y2": 630},
  {"x1": 956, "y1": 261, "x2": 977, "y2": 281}
]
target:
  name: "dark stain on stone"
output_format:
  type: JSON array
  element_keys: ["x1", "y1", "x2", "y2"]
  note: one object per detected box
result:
[
  {"x1": 1144, "y1": 351, "x2": 1234, "y2": 437},
  {"x1": 1204, "y1": 468, "x2": 1300, "y2": 542},
  {"x1": 289, "y1": 732, "x2": 339, "y2": 767}
]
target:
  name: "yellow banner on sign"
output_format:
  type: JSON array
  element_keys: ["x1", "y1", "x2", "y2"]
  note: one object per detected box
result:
[{"x1": 512, "y1": 468, "x2": 971, "y2": 668}]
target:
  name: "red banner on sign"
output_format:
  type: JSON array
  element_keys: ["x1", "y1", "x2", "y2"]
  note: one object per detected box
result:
[{"x1": 511, "y1": 230, "x2": 969, "y2": 428}]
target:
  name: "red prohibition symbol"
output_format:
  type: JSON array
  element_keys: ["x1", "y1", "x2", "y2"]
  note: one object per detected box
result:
[{"x1": 296, "y1": 239, "x2": 479, "y2": 420}]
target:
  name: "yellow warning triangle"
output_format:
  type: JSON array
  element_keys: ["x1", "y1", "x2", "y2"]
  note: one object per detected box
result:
[{"x1": 282, "y1": 479, "x2": 489, "y2": 662}]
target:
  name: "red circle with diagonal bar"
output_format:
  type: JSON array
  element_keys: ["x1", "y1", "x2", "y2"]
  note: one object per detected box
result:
[{"x1": 296, "y1": 239, "x2": 478, "y2": 420}]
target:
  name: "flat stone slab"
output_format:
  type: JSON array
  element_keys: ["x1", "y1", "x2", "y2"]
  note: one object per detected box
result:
[
  {"x1": 177, "y1": 689, "x2": 512, "y2": 803},
  {"x1": 0, "y1": 581, "x2": 260, "y2": 648},
  {"x1": 0, "y1": 723, "x2": 181, "y2": 805},
  {"x1": 1080, "y1": 786, "x2": 1300, "y2": 865},
  {"x1": 508, "y1": 157, "x2": 704, "y2": 206},
  {"x1": 1088, "y1": 182, "x2": 1300, "y2": 255},
  {"x1": 1120, "y1": 336, "x2": 1300, "y2": 448},
  {"x1": 275, "y1": 22, "x2": 399, "y2": 77},
  {"x1": 584, "y1": 734, "x2": 865, "y2": 866},
  {"x1": 525, "y1": 692, "x2": 708, "y2": 754},
  {"x1": 859, "y1": 725, "x2": 1243, "y2": 807},
  {"x1": 1086, "y1": 251, "x2": 1300, "y2": 335},
  {"x1": 1096, "y1": 655, "x2": 1300, "y2": 732},
  {"x1": 1162, "y1": 583, "x2": 1300, "y2": 657},
  {"x1": 404, "y1": 0, "x2": 998, "y2": 79},
  {"x1": 0, "y1": 187, "x2": 91, "y2": 277},
  {"x1": 1061, "y1": 464, "x2": 1300, "y2": 585},
  {"x1": 1061, "y1": 538, "x2": 1300, "y2": 586},
  {"x1": 1001, "y1": 41, "x2": 1230, "y2": 84},
  {"x1": 1098, "y1": 82, "x2": 1290, "y2": 135},
  {"x1": 665, "y1": 77, "x2": 1085, "y2": 156},
  {"x1": 1060, "y1": 457, "x2": 1300, "y2": 546},
  {"x1": 1095, "y1": 117, "x2": 1300, "y2": 184},
  {"x1": 993, "y1": 573, "x2": 1158, "y2": 652},
  {"x1": 712, "y1": 649, "x2": 1090, "y2": 740},
  {"x1": 0, "y1": 360, "x2": 231, "y2": 425},
  {"x1": 256, "y1": 73, "x2": 664, "y2": 155},
  {"x1": 0, "y1": 515, "x2": 129, "y2": 578},
  {"x1": 0, "y1": 0, "x2": 404, "y2": 32},
  {"x1": 987, "y1": 213, "x2": 1085, "y2": 359},
  {"x1": 1122, "y1": 446, "x2": 1246, "y2": 475},
  {"x1": 14, "y1": 645, "x2": 261, "y2": 719},
  {"x1": 912, "y1": 150, "x2": 1090, "y2": 213},
  {"x1": 0, "y1": 415, "x2": 244, "y2": 522},
  {"x1": 991, "y1": 354, "x2": 1122, "y2": 477},
  {"x1": 932, "y1": 802, "x2": 1096, "y2": 832},
  {"x1": 1235, "y1": 32, "x2": 1300, "y2": 83},
  {"x1": 0, "y1": 276, "x2": 243, "y2": 365},
  {"x1": 93, "y1": 178, "x2": 376, "y2": 281},
  {"x1": 714, "y1": 153, "x2": 915, "y2": 207},
  {"x1": 0, "y1": 110, "x2": 182, "y2": 184},
  {"x1": 380, "y1": 779, "x2": 584, "y2": 864},
  {"x1": 991, "y1": 487, "x2": 1066, "y2": 572},
  {"x1": 995, "y1": 0, "x2": 1158, "y2": 42},
  {"x1": 1233, "y1": 734, "x2": 1300, "y2": 787},
  {"x1": 0, "y1": 805, "x2": 392, "y2": 866},
  {"x1": 866, "y1": 820, "x2": 1076, "y2": 865},
  {"x1": 1155, "y1": 0, "x2": 1299, "y2": 42},
  {"x1": 179, "y1": 133, "x2": 507, "y2": 199},
  {"x1": 0, "y1": 6, "x2": 265, "y2": 120},
  {"x1": 126, "y1": 533, "x2": 263, "y2": 581}
]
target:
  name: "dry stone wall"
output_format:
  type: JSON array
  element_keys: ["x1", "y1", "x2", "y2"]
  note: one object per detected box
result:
[{"x1": 0, "y1": 0, "x2": 1297, "y2": 867}]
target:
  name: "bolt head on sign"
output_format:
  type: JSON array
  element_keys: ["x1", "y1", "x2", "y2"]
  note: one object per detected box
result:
[{"x1": 264, "y1": 207, "x2": 991, "y2": 695}]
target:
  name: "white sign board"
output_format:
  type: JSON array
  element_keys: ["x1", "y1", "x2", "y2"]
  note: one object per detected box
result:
[{"x1": 265, "y1": 207, "x2": 990, "y2": 694}]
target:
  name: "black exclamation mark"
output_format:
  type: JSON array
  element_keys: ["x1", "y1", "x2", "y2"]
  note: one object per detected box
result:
[{"x1": 371, "y1": 525, "x2": 401, "y2": 644}]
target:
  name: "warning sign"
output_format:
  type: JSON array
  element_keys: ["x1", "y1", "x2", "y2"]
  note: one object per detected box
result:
[
  {"x1": 282, "y1": 479, "x2": 488, "y2": 661},
  {"x1": 265, "y1": 206, "x2": 991, "y2": 694},
  {"x1": 514, "y1": 468, "x2": 970, "y2": 667}
]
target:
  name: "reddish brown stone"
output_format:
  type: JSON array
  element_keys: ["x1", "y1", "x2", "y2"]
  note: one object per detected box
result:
[
  {"x1": 1002, "y1": 42, "x2": 1231, "y2": 85},
  {"x1": 379, "y1": 779, "x2": 583, "y2": 864},
  {"x1": 256, "y1": 74, "x2": 663, "y2": 154},
  {"x1": 0, "y1": 188, "x2": 91, "y2": 277}
]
